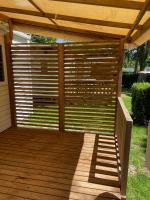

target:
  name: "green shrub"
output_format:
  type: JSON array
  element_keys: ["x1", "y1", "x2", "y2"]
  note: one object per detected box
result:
[
  {"x1": 132, "y1": 83, "x2": 150, "y2": 125},
  {"x1": 122, "y1": 73, "x2": 138, "y2": 89}
]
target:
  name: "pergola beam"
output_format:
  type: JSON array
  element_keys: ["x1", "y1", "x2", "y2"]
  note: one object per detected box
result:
[
  {"x1": 52, "y1": 0, "x2": 148, "y2": 10},
  {"x1": 131, "y1": 17, "x2": 150, "y2": 43},
  {"x1": 0, "y1": 7, "x2": 142, "y2": 30},
  {"x1": 12, "y1": 18, "x2": 124, "y2": 39},
  {"x1": 126, "y1": 0, "x2": 150, "y2": 42},
  {"x1": 0, "y1": 12, "x2": 9, "y2": 21}
]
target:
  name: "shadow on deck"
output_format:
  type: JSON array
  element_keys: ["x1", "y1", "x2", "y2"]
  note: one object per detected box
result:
[{"x1": 0, "y1": 128, "x2": 121, "y2": 200}]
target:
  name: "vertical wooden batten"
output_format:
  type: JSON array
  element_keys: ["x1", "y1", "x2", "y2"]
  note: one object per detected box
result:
[
  {"x1": 117, "y1": 38, "x2": 125, "y2": 97},
  {"x1": 58, "y1": 43, "x2": 65, "y2": 133},
  {"x1": 114, "y1": 38, "x2": 124, "y2": 137},
  {"x1": 4, "y1": 20, "x2": 16, "y2": 127}
]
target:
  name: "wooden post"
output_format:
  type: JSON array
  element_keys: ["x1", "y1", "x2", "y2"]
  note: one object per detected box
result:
[
  {"x1": 115, "y1": 38, "x2": 124, "y2": 136},
  {"x1": 4, "y1": 20, "x2": 16, "y2": 127},
  {"x1": 116, "y1": 98, "x2": 132, "y2": 200},
  {"x1": 117, "y1": 38, "x2": 124, "y2": 97},
  {"x1": 145, "y1": 121, "x2": 150, "y2": 171},
  {"x1": 120, "y1": 120, "x2": 132, "y2": 200},
  {"x1": 58, "y1": 44, "x2": 65, "y2": 133}
]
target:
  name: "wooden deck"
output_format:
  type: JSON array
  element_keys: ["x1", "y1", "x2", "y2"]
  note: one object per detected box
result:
[{"x1": 0, "y1": 128, "x2": 121, "y2": 200}]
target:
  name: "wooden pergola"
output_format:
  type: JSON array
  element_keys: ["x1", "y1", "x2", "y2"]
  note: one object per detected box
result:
[
  {"x1": 0, "y1": 0, "x2": 150, "y2": 45},
  {"x1": 0, "y1": 1, "x2": 150, "y2": 200}
]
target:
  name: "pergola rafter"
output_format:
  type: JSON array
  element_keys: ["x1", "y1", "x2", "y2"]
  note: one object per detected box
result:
[
  {"x1": 132, "y1": 17, "x2": 150, "y2": 42},
  {"x1": 27, "y1": 0, "x2": 58, "y2": 26}
]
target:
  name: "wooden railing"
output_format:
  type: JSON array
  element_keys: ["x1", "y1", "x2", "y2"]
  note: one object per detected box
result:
[{"x1": 115, "y1": 97, "x2": 133, "y2": 200}]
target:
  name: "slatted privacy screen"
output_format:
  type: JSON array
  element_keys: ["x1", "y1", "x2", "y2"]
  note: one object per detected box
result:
[
  {"x1": 11, "y1": 40, "x2": 122, "y2": 134},
  {"x1": 64, "y1": 41, "x2": 121, "y2": 134},
  {"x1": 11, "y1": 44, "x2": 59, "y2": 130}
]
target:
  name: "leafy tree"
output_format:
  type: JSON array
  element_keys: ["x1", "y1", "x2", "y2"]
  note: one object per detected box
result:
[
  {"x1": 136, "y1": 41, "x2": 150, "y2": 71},
  {"x1": 31, "y1": 35, "x2": 56, "y2": 43},
  {"x1": 124, "y1": 40, "x2": 150, "y2": 72}
]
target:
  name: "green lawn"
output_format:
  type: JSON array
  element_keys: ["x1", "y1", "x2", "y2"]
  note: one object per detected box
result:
[{"x1": 122, "y1": 93, "x2": 150, "y2": 200}]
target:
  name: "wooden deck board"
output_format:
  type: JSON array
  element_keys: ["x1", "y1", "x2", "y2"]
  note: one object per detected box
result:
[{"x1": 0, "y1": 128, "x2": 121, "y2": 200}]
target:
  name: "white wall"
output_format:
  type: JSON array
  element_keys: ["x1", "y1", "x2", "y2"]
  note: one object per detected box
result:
[
  {"x1": 13, "y1": 31, "x2": 31, "y2": 43},
  {"x1": 0, "y1": 32, "x2": 11, "y2": 132}
]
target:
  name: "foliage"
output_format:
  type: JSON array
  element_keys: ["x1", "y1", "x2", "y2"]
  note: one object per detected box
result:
[
  {"x1": 31, "y1": 34, "x2": 56, "y2": 43},
  {"x1": 131, "y1": 83, "x2": 150, "y2": 125},
  {"x1": 136, "y1": 41, "x2": 150, "y2": 71},
  {"x1": 123, "y1": 49, "x2": 136, "y2": 69},
  {"x1": 122, "y1": 73, "x2": 138, "y2": 89},
  {"x1": 123, "y1": 40, "x2": 150, "y2": 72}
]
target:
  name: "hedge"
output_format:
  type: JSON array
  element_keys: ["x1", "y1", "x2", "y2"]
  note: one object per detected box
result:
[
  {"x1": 132, "y1": 83, "x2": 150, "y2": 125},
  {"x1": 122, "y1": 73, "x2": 138, "y2": 89}
]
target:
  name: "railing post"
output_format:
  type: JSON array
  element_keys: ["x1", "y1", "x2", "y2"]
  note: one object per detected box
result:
[
  {"x1": 58, "y1": 43, "x2": 65, "y2": 133},
  {"x1": 116, "y1": 98, "x2": 133, "y2": 200},
  {"x1": 120, "y1": 120, "x2": 132, "y2": 200}
]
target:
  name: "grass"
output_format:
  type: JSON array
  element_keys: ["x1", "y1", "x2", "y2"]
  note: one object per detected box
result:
[
  {"x1": 122, "y1": 92, "x2": 150, "y2": 200},
  {"x1": 122, "y1": 93, "x2": 132, "y2": 114},
  {"x1": 21, "y1": 104, "x2": 115, "y2": 133}
]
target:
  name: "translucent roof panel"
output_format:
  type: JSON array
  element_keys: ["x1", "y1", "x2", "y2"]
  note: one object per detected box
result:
[
  {"x1": 36, "y1": 0, "x2": 140, "y2": 23},
  {"x1": 55, "y1": 20, "x2": 129, "y2": 36}
]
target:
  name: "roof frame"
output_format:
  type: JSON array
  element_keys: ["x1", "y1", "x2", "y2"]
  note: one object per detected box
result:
[
  {"x1": 0, "y1": 7, "x2": 142, "y2": 30},
  {"x1": 132, "y1": 17, "x2": 150, "y2": 42},
  {"x1": 126, "y1": 0, "x2": 150, "y2": 42},
  {"x1": 27, "y1": 0, "x2": 58, "y2": 26}
]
